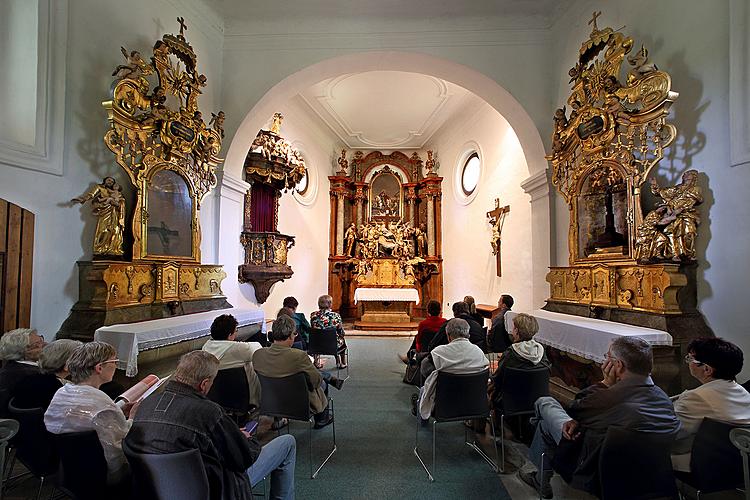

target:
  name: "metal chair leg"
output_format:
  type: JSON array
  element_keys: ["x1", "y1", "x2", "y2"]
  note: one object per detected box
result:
[
  {"x1": 539, "y1": 452, "x2": 547, "y2": 500},
  {"x1": 500, "y1": 413, "x2": 506, "y2": 473},
  {"x1": 466, "y1": 415, "x2": 499, "y2": 473},
  {"x1": 311, "y1": 398, "x2": 337, "y2": 479},
  {"x1": 413, "y1": 411, "x2": 434, "y2": 482}
]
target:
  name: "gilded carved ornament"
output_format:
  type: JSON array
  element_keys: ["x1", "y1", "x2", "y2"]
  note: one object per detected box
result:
[{"x1": 246, "y1": 113, "x2": 306, "y2": 191}]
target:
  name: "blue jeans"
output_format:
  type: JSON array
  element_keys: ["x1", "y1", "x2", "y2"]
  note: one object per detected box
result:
[
  {"x1": 529, "y1": 396, "x2": 572, "y2": 474},
  {"x1": 247, "y1": 434, "x2": 296, "y2": 500}
]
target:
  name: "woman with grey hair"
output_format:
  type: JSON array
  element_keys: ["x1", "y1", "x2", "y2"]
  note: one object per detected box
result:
[
  {"x1": 44, "y1": 341, "x2": 135, "y2": 485},
  {"x1": 0, "y1": 328, "x2": 47, "y2": 417},
  {"x1": 310, "y1": 294, "x2": 348, "y2": 368},
  {"x1": 11, "y1": 339, "x2": 82, "y2": 410}
]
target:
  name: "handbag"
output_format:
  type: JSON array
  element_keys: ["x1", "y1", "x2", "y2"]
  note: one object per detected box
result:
[{"x1": 402, "y1": 349, "x2": 422, "y2": 386}]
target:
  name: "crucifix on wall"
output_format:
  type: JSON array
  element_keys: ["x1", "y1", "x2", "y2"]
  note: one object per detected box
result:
[{"x1": 487, "y1": 198, "x2": 510, "y2": 277}]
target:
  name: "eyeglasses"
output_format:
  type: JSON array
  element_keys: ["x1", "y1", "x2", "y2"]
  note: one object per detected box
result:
[
  {"x1": 27, "y1": 335, "x2": 46, "y2": 350},
  {"x1": 684, "y1": 354, "x2": 704, "y2": 366},
  {"x1": 98, "y1": 359, "x2": 120, "y2": 366}
]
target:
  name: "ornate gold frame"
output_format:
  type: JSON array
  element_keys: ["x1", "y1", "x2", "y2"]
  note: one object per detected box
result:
[{"x1": 367, "y1": 167, "x2": 404, "y2": 221}]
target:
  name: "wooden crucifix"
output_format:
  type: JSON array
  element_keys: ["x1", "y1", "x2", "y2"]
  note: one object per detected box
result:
[{"x1": 486, "y1": 198, "x2": 510, "y2": 277}]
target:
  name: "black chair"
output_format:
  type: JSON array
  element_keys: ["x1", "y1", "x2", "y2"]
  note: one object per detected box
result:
[
  {"x1": 257, "y1": 372, "x2": 336, "y2": 479},
  {"x1": 207, "y1": 366, "x2": 252, "y2": 425},
  {"x1": 598, "y1": 427, "x2": 678, "y2": 500},
  {"x1": 7, "y1": 399, "x2": 58, "y2": 500},
  {"x1": 53, "y1": 430, "x2": 109, "y2": 500},
  {"x1": 0, "y1": 418, "x2": 19, "y2": 500},
  {"x1": 122, "y1": 440, "x2": 209, "y2": 500},
  {"x1": 675, "y1": 418, "x2": 749, "y2": 499},
  {"x1": 414, "y1": 369, "x2": 498, "y2": 482},
  {"x1": 308, "y1": 327, "x2": 349, "y2": 381},
  {"x1": 730, "y1": 427, "x2": 750, "y2": 500},
  {"x1": 496, "y1": 365, "x2": 550, "y2": 472}
]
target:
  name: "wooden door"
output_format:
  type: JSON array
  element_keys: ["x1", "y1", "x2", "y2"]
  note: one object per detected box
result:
[{"x1": 0, "y1": 199, "x2": 34, "y2": 334}]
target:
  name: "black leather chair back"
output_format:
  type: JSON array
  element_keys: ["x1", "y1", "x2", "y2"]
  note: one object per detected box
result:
[
  {"x1": 206, "y1": 367, "x2": 250, "y2": 417},
  {"x1": 432, "y1": 369, "x2": 490, "y2": 422},
  {"x1": 7, "y1": 398, "x2": 58, "y2": 476},
  {"x1": 687, "y1": 417, "x2": 748, "y2": 493},
  {"x1": 308, "y1": 327, "x2": 338, "y2": 356},
  {"x1": 257, "y1": 372, "x2": 311, "y2": 421},
  {"x1": 598, "y1": 427, "x2": 678, "y2": 500},
  {"x1": 123, "y1": 440, "x2": 209, "y2": 500},
  {"x1": 53, "y1": 430, "x2": 108, "y2": 500},
  {"x1": 500, "y1": 365, "x2": 550, "y2": 415}
]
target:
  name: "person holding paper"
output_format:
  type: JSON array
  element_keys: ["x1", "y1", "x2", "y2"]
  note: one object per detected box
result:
[{"x1": 44, "y1": 341, "x2": 137, "y2": 485}]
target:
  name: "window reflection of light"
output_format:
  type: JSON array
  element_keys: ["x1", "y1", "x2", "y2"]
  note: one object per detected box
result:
[
  {"x1": 462, "y1": 153, "x2": 480, "y2": 195},
  {"x1": 296, "y1": 169, "x2": 308, "y2": 194}
]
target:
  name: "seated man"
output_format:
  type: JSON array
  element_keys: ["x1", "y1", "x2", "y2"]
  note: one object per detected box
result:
[
  {"x1": 276, "y1": 308, "x2": 306, "y2": 350},
  {"x1": 45, "y1": 341, "x2": 136, "y2": 485},
  {"x1": 202, "y1": 314, "x2": 263, "y2": 409},
  {"x1": 398, "y1": 299, "x2": 446, "y2": 364},
  {"x1": 488, "y1": 313, "x2": 550, "y2": 411},
  {"x1": 671, "y1": 337, "x2": 750, "y2": 472},
  {"x1": 427, "y1": 301, "x2": 485, "y2": 352},
  {"x1": 417, "y1": 318, "x2": 488, "y2": 419},
  {"x1": 0, "y1": 328, "x2": 46, "y2": 416},
  {"x1": 124, "y1": 351, "x2": 296, "y2": 500},
  {"x1": 253, "y1": 315, "x2": 343, "y2": 429},
  {"x1": 283, "y1": 296, "x2": 311, "y2": 348},
  {"x1": 519, "y1": 336, "x2": 680, "y2": 499},
  {"x1": 488, "y1": 294, "x2": 513, "y2": 353}
]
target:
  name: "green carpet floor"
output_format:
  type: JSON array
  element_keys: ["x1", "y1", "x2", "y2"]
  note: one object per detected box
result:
[{"x1": 278, "y1": 337, "x2": 512, "y2": 500}]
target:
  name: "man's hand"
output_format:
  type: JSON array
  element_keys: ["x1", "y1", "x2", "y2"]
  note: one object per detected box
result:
[
  {"x1": 122, "y1": 399, "x2": 141, "y2": 419},
  {"x1": 600, "y1": 358, "x2": 619, "y2": 387},
  {"x1": 561, "y1": 419, "x2": 581, "y2": 440}
]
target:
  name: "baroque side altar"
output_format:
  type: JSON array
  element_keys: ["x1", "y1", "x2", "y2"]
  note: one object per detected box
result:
[{"x1": 327, "y1": 150, "x2": 442, "y2": 328}]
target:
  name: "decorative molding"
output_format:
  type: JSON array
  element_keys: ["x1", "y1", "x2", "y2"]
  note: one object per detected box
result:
[
  {"x1": 219, "y1": 171, "x2": 250, "y2": 203},
  {"x1": 223, "y1": 28, "x2": 551, "y2": 52},
  {"x1": 521, "y1": 169, "x2": 551, "y2": 202},
  {"x1": 730, "y1": 0, "x2": 750, "y2": 167},
  {"x1": 0, "y1": 0, "x2": 67, "y2": 176}
]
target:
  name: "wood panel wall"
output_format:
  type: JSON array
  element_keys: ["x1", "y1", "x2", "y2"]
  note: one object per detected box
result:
[{"x1": 0, "y1": 199, "x2": 34, "y2": 334}]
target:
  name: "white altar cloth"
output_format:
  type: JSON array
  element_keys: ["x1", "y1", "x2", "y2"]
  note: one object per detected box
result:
[
  {"x1": 506, "y1": 309, "x2": 672, "y2": 364},
  {"x1": 95, "y1": 308, "x2": 265, "y2": 377},
  {"x1": 354, "y1": 287, "x2": 420, "y2": 305}
]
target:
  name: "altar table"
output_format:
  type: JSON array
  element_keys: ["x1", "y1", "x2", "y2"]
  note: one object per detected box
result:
[
  {"x1": 354, "y1": 287, "x2": 419, "y2": 324},
  {"x1": 95, "y1": 307, "x2": 265, "y2": 377}
]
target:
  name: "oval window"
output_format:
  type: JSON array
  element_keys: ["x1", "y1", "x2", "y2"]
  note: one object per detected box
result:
[
  {"x1": 461, "y1": 153, "x2": 480, "y2": 196},
  {"x1": 295, "y1": 168, "x2": 308, "y2": 195}
]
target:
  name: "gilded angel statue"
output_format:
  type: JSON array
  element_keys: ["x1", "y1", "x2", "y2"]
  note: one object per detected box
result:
[
  {"x1": 112, "y1": 47, "x2": 151, "y2": 80},
  {"x1": 72, "y1": 177, "x2": 126, "y2": 256}
]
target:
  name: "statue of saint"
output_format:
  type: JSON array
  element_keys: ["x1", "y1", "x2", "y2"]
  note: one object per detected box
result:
[
  {"x1": 414, "y1": 224, "x2": 428, "y2": 257},
  {"x1": 344, "y1": 223, "x2": 357, "y2": 257},
  {"x1": 72, "y1": 177, "x2": 126, "y2": 256},
  {"x1": 649, "y1": 170, "x2": 703, "y2": 260}
]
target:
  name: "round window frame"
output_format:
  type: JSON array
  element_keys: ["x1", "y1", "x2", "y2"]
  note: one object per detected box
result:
[
  {"x1": 453, "y1": 142, "x2": 483, "y2": 206},
  {"x1": 295, "y1": 168, "x2": 309, "y2": 195},
  {"x1": 461, "y1": 152, "x2": 481, "y2": 196},
  {"x1": 290, "y1": 143, "x2": 317, "y2": 206}
]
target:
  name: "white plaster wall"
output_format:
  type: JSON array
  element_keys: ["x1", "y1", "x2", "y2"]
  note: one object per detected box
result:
[
  {"x1": 549, "y1": 2, "x2": 750, "y2": 378},
  {"x1": 0, "y1": 0, "x2": 224, "y2": 338},
  {"x1": 430, "y1": 96, "x2": 533, "y2": 314}
]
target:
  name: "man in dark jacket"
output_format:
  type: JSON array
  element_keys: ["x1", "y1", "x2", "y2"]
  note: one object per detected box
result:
[
  {"x1": 519, "y1": 336, "x2": 680, "y2": 499},
  {"x1": 427, "y1": 301, "x2": 485, "y2": 352},
  {"x1": 488, "y1": 294, "x2": 513, "y2": 353},
  {"x1": 124, "y1": 351, "x2": 296, "y2": 500}
]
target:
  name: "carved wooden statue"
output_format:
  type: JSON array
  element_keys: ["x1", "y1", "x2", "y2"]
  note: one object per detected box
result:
[{"x1": 72, "y1": 177, "x2": 126, "y2": 256}]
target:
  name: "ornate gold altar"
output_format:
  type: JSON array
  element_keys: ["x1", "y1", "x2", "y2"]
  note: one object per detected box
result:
[
  {"x1": 238, "y1": 114, "x2": 304, "y2": 303},
  {"x1": 59, "y1": 19, "x2": 230, "y2": 341},
  {"x1": 544, "y1": 13, "x2": 712, "y2": 394},
  {"x1": 328, "y1": 150, "x2": 442, "y2": 328}
]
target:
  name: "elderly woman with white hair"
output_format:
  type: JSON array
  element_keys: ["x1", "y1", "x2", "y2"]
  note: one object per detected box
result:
[
  {"x1": 310, "y1": 294, "x2": 348, "y2": 369},
  {"x1": 0, "y1": 328, "x2": 47, "y2": 416},
  {"x1": 11, "y1": 339, "x2": 82, "y2": 410}
]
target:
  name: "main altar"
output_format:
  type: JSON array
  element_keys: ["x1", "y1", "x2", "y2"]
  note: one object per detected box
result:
[
  {"x1": 541, "y1": 13, "x2": 712, "y2": 399},
  {"x1": 327, "y1": 150, "x2": 442, "y2": 329}
]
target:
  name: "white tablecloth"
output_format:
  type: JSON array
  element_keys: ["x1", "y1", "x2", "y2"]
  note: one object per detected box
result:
[
  {"x1": 354, "y1": 287, "x2": 420, "y2": 305},
  {"x1": 95, "y1": 308, "x2": 265, "y2": 377},
  {"x1": 506, "y1": 309, "x2": 673, "y2": 363}
]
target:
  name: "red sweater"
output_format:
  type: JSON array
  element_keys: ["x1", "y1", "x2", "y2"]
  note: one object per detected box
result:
[{"x1": 415, "y1": 316, "x2": 447, "y2": 351}]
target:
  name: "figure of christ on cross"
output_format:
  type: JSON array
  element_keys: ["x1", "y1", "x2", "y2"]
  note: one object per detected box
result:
[{"x1": 487, "y1": 198, "x2": 510, "y2": 277}]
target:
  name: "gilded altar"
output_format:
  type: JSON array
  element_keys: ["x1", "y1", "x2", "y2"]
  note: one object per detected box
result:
[
  {"x1": 59, "y1": 19, "x2": 230, "y2": 342},
  {"x1": 544, "y1": 13, "x2": 712, "y2": 394},
  {"x1": 327, "y1": 151, "x2": 442, "y2": 327}
]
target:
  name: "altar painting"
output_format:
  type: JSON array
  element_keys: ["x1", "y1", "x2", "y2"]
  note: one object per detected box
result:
[{"x1": 369, "y1": 169, "x2": 402, "y2": 219}]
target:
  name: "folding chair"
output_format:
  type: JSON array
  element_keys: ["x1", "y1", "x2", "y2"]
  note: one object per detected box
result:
[
  {"x1": 123, "y1": 442, "x2": 209, "y2": 500},
  {"x1": 414, "y1": 369, "x2": 498, "y2": 482},
  {"x1": 308, "y1": 327, "x2": 349, "y2": 381},
  {"x1": 207, "y1": 366, "x2": 252, "y2": 425},
  {"x1": 257, "y1": 372, "x2": 336, "y2": 479},
  {"x1": 730, "y1": 427, "x2": 750, "y2": 500}
]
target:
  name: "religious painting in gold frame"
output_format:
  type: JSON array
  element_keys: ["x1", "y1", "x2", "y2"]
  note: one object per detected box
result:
[
  {"x1": 142, "y1": 168, "x2": 197, "y2": 260},
  {"x1": 368, "y1": 167, "x2": 403, "y2": 221}
]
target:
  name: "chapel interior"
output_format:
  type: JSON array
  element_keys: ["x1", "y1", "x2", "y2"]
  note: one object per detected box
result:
[{"x1": 0, "y1": 0, "x2": 749, "y2": 498}]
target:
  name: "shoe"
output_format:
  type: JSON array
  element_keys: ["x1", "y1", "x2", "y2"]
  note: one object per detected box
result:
[
  {"x1": 411, "y1": 393, "x2": 419, "y2": 417},
  {"x1": 336, "y1": 363, "x2": 348, "y2": 369},
  {"x1": 330, "y1": 377, "x2": 345, "y2": 390},
  {"x1": 398, "y1": 353, "x2": 409, "y2": 364},
  {"x1": 518, "y1": 470, "x2": 553, "y2": 499},
  {"x1": 313, "y1": 414, "x2": 334, "y2": 429},
  {"x1": 271, "y1": 417, "x2": 289, "y2": 431}
]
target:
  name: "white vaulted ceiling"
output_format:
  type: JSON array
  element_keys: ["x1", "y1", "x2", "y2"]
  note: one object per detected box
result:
[{"x1": 298, "y1": 71, "x2": 470, "y2": 150}]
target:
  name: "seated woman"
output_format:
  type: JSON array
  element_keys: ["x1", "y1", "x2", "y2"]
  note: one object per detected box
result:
[
  {"x1": 463, "y1": 295, "x2": 486, "y2": 327},
  {"x1": 276, "y1": 307, "x2": 306, "y2": 350},
  {"x1": 399, "y1": 300, "x2": 446, "y2": 364},
  {"x1": 489, "y1": 313, "x2": 550, "y2": 412},
  {"x1": 310, "y1": 294, "x2": 348, "y2": 369},
  {"x1": 44, "y1": 341, "x2": 136, "y2": 485},
  {"x1": 283, "y1": 296, "x2": 311, "y2": 348},
  {"x1": 11, "y1": 339, "x2": 82, "y2": 410},
  {"x1": 0, "y1": 328, "x2": 46, "y2": 417}
]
